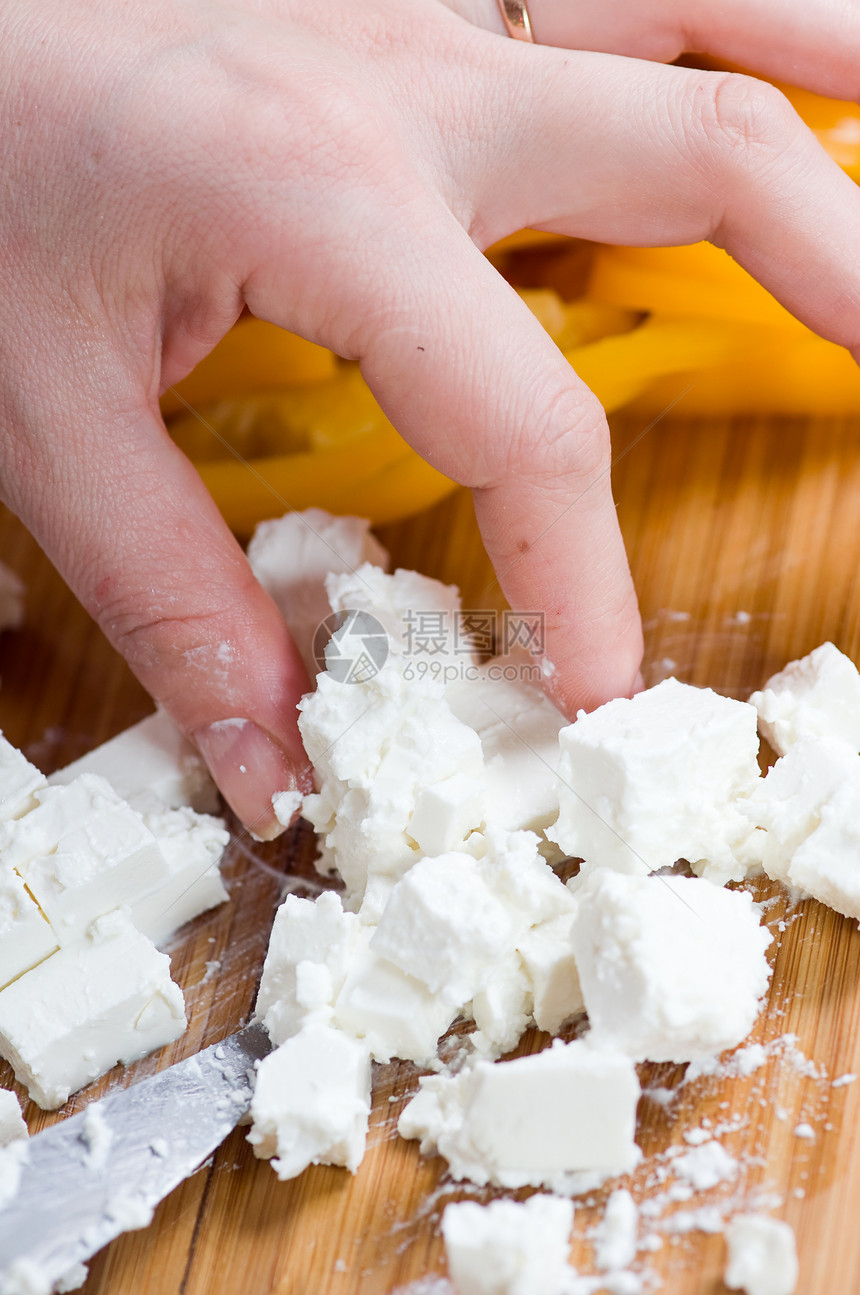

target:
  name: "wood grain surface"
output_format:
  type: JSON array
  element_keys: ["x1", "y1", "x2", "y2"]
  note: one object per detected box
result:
[{"x1": 3, "y1": 407, "x2": 860, "y2": 1294}]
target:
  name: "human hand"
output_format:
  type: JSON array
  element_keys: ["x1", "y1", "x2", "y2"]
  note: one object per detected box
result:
[{"x1": 2, "y1": 0, "x2": 859, "y2": 835}]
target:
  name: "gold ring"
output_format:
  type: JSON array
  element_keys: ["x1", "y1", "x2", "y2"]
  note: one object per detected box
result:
[{"x1": 496, "y1": 0, "x2": 535, "y2": 41}]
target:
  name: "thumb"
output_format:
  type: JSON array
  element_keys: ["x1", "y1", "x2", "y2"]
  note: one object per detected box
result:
[{"x1": 2, "y1": 373, "x2": 311, "y2": 839}]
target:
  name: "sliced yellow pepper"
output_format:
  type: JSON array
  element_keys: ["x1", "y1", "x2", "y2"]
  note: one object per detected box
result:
[
  {"x1": 585, "y1": 243, "x2": 809, "y2": 334},
  {"x1": 626, "y1": 332, "x2": 860, "y2": 416},
  {"x1": 566, "y1": 315, "x2": 784, "y2": 412},
  {"x1": 196, "y1": 425, "x2": 457, "y2": 536},
  {"x1": 160, "y1": 317, "x2": 335, "y2": 418}
]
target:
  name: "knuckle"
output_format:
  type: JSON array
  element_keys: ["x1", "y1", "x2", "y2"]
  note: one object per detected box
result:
[
  {"x1": 511, "y1": 382, "x2": 610, "y2": 489},
  {"x1": 697, "y1": 72, "x2": 796, "y2": 171}
]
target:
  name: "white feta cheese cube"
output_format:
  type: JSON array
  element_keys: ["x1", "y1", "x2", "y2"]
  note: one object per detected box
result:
[
  {"x1": 408, "y1": 773, "x2": 485, "y2": 857},
  {"x1": 738, "y1": 737, "x2": 860, "y2": 918},
  {"x1": 48, "y1": 710, "x2": 217, "y2": 814},
  {"x1": 247, "y1": 1024, "x2": 371, "y2": 1179},
  {"x1": 333, "y1": 931, "x2": 456, "y2": 1064},
  {"x1": 255, "y1": 891, "x2": 359, "y2": 1046},
  {"x1": 447, "y1": 670, "x2": 566, "y2": 835},
  {"x1": 0, "y1": 775, "x2": 170, "y2": 946},
  {"x1": 0, "y1": 1088, "x2": 27, "y2": 1146},
  {"x1": 246, "y1": 509, "x2": 388, "y2": 678},
  {"x1": 570, "y1": 871, "x2": 772, "y2": 1063},
  {"x1": 0, "y1": 912, "x2": 186, "y2": 1108},
  {"x1": 0, "y1": 735, "x2": 46, "y2": 823},
  {"x1": 441, "y1": 1195, "x2": 574, "y2": 1295},
  {"x1": 724, "y1": 1215, "x2": 798, "y2": 1295},
  {"x1": 370, "y1": 851, "x2": 518, "y2": 1007},
  {"x1": 750, "y1": 642, "x2": 860, "y2": 755},
  {"x1": 0, "y1": 863, "x2": 58, "y2": 991},
  {"x1": 398, "y1": 1039, "x2": 641, "y2": 1188},
  {"x1": 546, "y1": 679, "x2": 762, "y2": 883},
  {"x1": 130, "y1": 806, "x2": 229, "y2": 947},
  {"x1": 0, "y1": 563, "x2": 24, "y2": 633},
  {"x1": 518, "y1": 912, "x2": 583, "y2": 1035}
]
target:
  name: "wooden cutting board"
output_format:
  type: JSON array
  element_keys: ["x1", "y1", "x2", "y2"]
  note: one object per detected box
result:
[{"x1": 3, "y1": 408, "x2": 860, "y2": 1294}]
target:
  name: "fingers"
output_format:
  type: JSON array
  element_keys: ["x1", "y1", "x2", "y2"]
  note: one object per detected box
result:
[
  {"x1": 328, "y1": 209, "x2": 643, "y2": 713},
  {"x1": 456, "y1": 50, "x2": 860, "y2": 352},
  {"x1": 0, "y1": 367, "x2": 312, "y2": 839},
  {"x1": 451, "y1": 0, "x2": 860, "y2": 101}
]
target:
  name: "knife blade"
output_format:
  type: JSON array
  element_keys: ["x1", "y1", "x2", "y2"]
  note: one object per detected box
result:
[{"x1": 0, "y1": 1020, "x2": 272, "y2": 1292}]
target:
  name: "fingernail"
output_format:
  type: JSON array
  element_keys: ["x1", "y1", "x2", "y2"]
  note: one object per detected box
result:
[
  {"x1": 192, "y1": 718, "x2": 301, "y2": 840},
  {"x1": 632, "y1": 670, "x2": 646, "y2": 695}
]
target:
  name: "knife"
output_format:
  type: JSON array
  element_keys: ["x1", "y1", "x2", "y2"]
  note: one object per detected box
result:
[{"x1": 0, "y1": 1020, "x2": 272, "y2": 1292}]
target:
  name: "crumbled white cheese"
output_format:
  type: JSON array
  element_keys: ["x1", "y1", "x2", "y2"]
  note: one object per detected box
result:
[
  {"x1": 673, "y1": 1141, "x2": 738, "y2": 1191},
  {"x1": 0, "y1": 736, "x2": 45, "y2": 824},
  {"x1": 408, "y1": 773, "x2": 484, "y2": 858},
  {"x1": 255, "y1": 891, "x2": 359, "y2": 1046},
  {"x1": 517, "y1": 912, "x2": 583, "y2": 1035},
  {"x1": 738, "y1": 737, "x2": 860, "y2": 918},
  {"x1": 594, "y1": 1189, "x2": 638, "y2": 1272},
  {"x1": 271, "y1": 789, "x2": 303, "y2": 828},
  {"x1": 470, "y1": 954, "x2": 533, "y2": 1057},
  {"x1": 0, "y1": 775, "x2": 170, "y2": 947},
  {"x1": 724, "y1": 1215, "x2": 798, "y2": 1295},
  {"x1": 48, "y1": 709, "x2": 217, "y2": 815},
  {"x1": 546, "y1": 679, "x2": 762, "y2": 884},
  {"x1": 0, "y1": 864, "x2": 58, "y2": 993},
  {"x1": 130, "y1": 805, "x2": 229, "y2": 948},
  {"x1": 370, "y1": 851, "x2": 519, "y2": 1008},
  {"x1": 0, "y1": 1089, "x2": 27, "y2": 1146},
  {"x1": 299, "y1": 659, "x2": 484, "y2": 905},
  {"x1": 441, "y1": 1194, "x2": 574, "y2": 1295},
  {"x1": 333, "y1": 927, "x2": 456, "y2": 1064},
  {"x1": 398, "y1": 1039, "x2": 640, "y2": 1188},
  {"x1": 0, "y1": 912, "x2": 186, "y2": 1108},
  {"x1": 446, "y1": 669, "x2": 566, "y2": 836},
  {"x1": 326, "y1": 564, "x2": 470, "y2": 670},
  {"x1": 569, "y1": 871, "x2": 771, "y2": 1063},
  {"x1": 247, "y1": 509, "x2": 389, "y2": 677},
  {"x1": 0, "y1": 1139, "x2": 29, "y2": 1211},
  {"x1": 0, "y1": 564, "x2": 24, "y2": 634},
  {"x1": 247, "y1": 1023, "x2": 371, "y2": 1179},
  {"x1": 55, "y1": 1263, "x2": 88, "y2": 1292},
  {"x1": 370, "y1": 829, "x2": 573, "y2": 1024},
  {"x1": 80, "y1": 1102, "x2": 112, "y2": 1170},
  {"x1": 749, "y1": 642, "x2": 860, "y2": 755}
]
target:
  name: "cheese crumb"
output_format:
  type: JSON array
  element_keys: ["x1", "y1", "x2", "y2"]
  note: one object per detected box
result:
[
  {"x1": 724, "y1": 1215, "x2": 798, "y2": 1295},
  {"x1": 441, "y1": 1195, "x2": 574, "y2": 1295},
  {"x1": 247, "y1": 1024, "x2": 371, "y2": 1179}
]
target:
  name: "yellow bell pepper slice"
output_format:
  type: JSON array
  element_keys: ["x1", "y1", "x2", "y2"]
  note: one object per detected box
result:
[
  {"x1": 626, "y1": 331, "x2": 860, "y2": 416},
  {"x1": 196, "y1": 425, "x2": 457, "y2": 536},
  {"x1": 160, "y1": 317, "x2": 335, "y2": 418},
  {"x1": 566, "y1": 315, "x2": 783, "y2": 412},
  {"x1": 585, "y1": 243, "x2": 809, "y2": 334}
]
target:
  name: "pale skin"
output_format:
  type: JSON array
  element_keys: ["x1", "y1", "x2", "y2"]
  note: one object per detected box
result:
[{"x1": 2, "y1": 0, "x2": 860, "y2": 836}]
